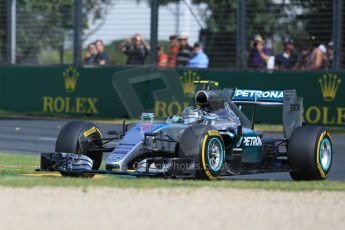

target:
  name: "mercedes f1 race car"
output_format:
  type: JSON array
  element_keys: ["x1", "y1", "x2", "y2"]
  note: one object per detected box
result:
[{"x1": 40, "y1": 82, "x2": 333, "y2": 180}]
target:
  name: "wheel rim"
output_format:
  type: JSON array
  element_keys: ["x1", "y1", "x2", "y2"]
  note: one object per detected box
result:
[
  {"x1": 320, "y1": 138, "x2": 332, "y2": 171},
  {"x1": 207, "y1": 138, "x2": 223, "y2": 171}
]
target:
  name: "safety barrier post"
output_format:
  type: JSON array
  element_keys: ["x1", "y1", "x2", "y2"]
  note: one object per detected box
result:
[
  {"x1": 236, "y1": 0, "x2": 246, "y2": 70},
  {"x1": 150, "y1": 0, "x2": 159, "y2": 64},
  {"x1": 73, "y1": 0, "x2": 82, "y2": 66},
  {"x1": 6, "y1": 0, "x2": 16, "y2": 64},
  {"x1": 332, "y1": 0, "x2": 343, "y2": 71}
]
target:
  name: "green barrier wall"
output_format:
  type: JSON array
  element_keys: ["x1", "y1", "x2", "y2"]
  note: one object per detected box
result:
[{"x1": 0, "y1": 66, "x2": 344, "y2": 126}]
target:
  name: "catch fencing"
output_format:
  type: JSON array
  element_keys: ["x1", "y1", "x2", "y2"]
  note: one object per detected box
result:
[{"x1": 0, "y1": 0, "x2": 343, "y2": 70}]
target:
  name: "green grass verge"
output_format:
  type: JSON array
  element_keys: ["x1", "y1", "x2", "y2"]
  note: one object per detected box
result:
[{"x1": 0, "y1": 153, "x2": 344, "y2": 191}]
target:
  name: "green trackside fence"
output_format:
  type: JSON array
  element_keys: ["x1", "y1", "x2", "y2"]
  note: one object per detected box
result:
[{"x1": 0, "y1": 66, "x2": 344, "y2": 126}]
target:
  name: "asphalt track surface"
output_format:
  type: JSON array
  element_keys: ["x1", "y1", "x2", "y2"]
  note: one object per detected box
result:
[{"x1": 0, "y1": 118, "x2": 344, "y2": 181}]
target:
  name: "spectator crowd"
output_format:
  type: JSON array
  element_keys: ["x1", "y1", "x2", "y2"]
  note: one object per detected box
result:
[
  {"x1": 84, "y1": 40, "x2": 109, "y2": 66},
  {"x1": 248, "y1": 34, "x2": 334, "y2": 71},
  {"x1": 84, "y1": 32, "x2": 333, "y2": 71},
  {"x1": 84, "y1": 32, "x2": 209, "y2": 68}
]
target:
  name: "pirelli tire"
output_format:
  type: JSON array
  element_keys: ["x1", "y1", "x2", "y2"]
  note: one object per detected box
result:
[
  {"x1": 55, "y1": 120, "x2": 103, "y2": 177},
  {"x1": 179, "y1": 125, "x2": 225, "y2": 180},
  {"x1": 288, "y1": 126, "x2": 333, "y2": 181}
]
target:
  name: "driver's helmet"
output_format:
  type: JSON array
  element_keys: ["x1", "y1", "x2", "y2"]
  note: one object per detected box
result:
[{"x1": 181, "y1": 107, "x2": 204, "y2": 124}]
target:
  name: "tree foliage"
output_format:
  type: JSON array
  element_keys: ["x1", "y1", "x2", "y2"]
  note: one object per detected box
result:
[
  {"x1": 155, "y1": 0, "x2": 278, "y2": 34},
  {"x1": 156, "y1": 0, "x2": 334, "y2": 47},
  {"x1": 288, "y1": 0, "x2": 333, "y2": 45},
  {"x1": 0, "y1": 0, "x2": 111, "y2": 64}
]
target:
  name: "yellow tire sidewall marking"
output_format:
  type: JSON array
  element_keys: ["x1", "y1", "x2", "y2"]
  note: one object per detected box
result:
[
  {"x1": 201, "y1": 130, "x2": 223, "y2": 179},
  {"x1": 83, "y1": 127, "x2": 102, "y2": 138},
  {"x1": 316, "y1": 131, "x2": 330, "y2": 178},
  {"x1": 201, "y1": 134, "x2": 213, "y2": 179},
  {"x1": 207, "y1": 130, "x2": 221, "y2": 137}
]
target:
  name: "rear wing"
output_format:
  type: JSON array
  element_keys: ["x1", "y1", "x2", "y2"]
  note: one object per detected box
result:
[
  {"x1": 232, "y1": 89, "x2": 284, "y2": 106},
  {"x1": 231, "y1": 89, "x2": 303, "y2": 138}
]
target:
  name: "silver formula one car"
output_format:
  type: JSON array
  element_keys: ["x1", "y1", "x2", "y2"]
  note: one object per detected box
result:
[{"x1": 40, "y1": 82, "x2": 333, "y2": 180}]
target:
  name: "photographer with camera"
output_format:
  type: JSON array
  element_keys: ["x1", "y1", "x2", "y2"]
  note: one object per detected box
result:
[
  {"x1": 120, "y1": 33, "x2": 150, "y2": 65},
  {"x1": 248, "y1": 34, "x2": 271, "y2": 70}
]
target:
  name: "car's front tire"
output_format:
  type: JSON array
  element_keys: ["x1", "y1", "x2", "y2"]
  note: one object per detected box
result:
[
  {"x1": 288, "y1": 125, "x2": 332, "y2": 180},
  {"x1": 179, "y1": 125, "x2": 225, "y2": 180},
  {"x1": 55, "y1": 120, "x2": 103, "y2": 177}
]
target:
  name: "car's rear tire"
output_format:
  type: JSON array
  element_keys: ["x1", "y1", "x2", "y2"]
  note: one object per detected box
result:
[
  {"x1": 288, "y1": 125, "x2": 332, "y2": 181},
  {"x1": 179, "y1": 125, "x2": 225, "y2": 180},
  {"x1": 55, "y1": 120, "x2": 103, "y2": 177}
]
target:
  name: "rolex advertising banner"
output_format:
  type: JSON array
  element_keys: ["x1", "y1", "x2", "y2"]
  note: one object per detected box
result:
[{"x1": 0, "y1": 66, "x2": 344, "y2": 126}]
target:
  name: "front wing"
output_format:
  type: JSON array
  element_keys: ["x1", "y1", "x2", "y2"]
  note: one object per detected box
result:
[{"x1": 39, "y1": 152, "x2": 197, "y2": 178}]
